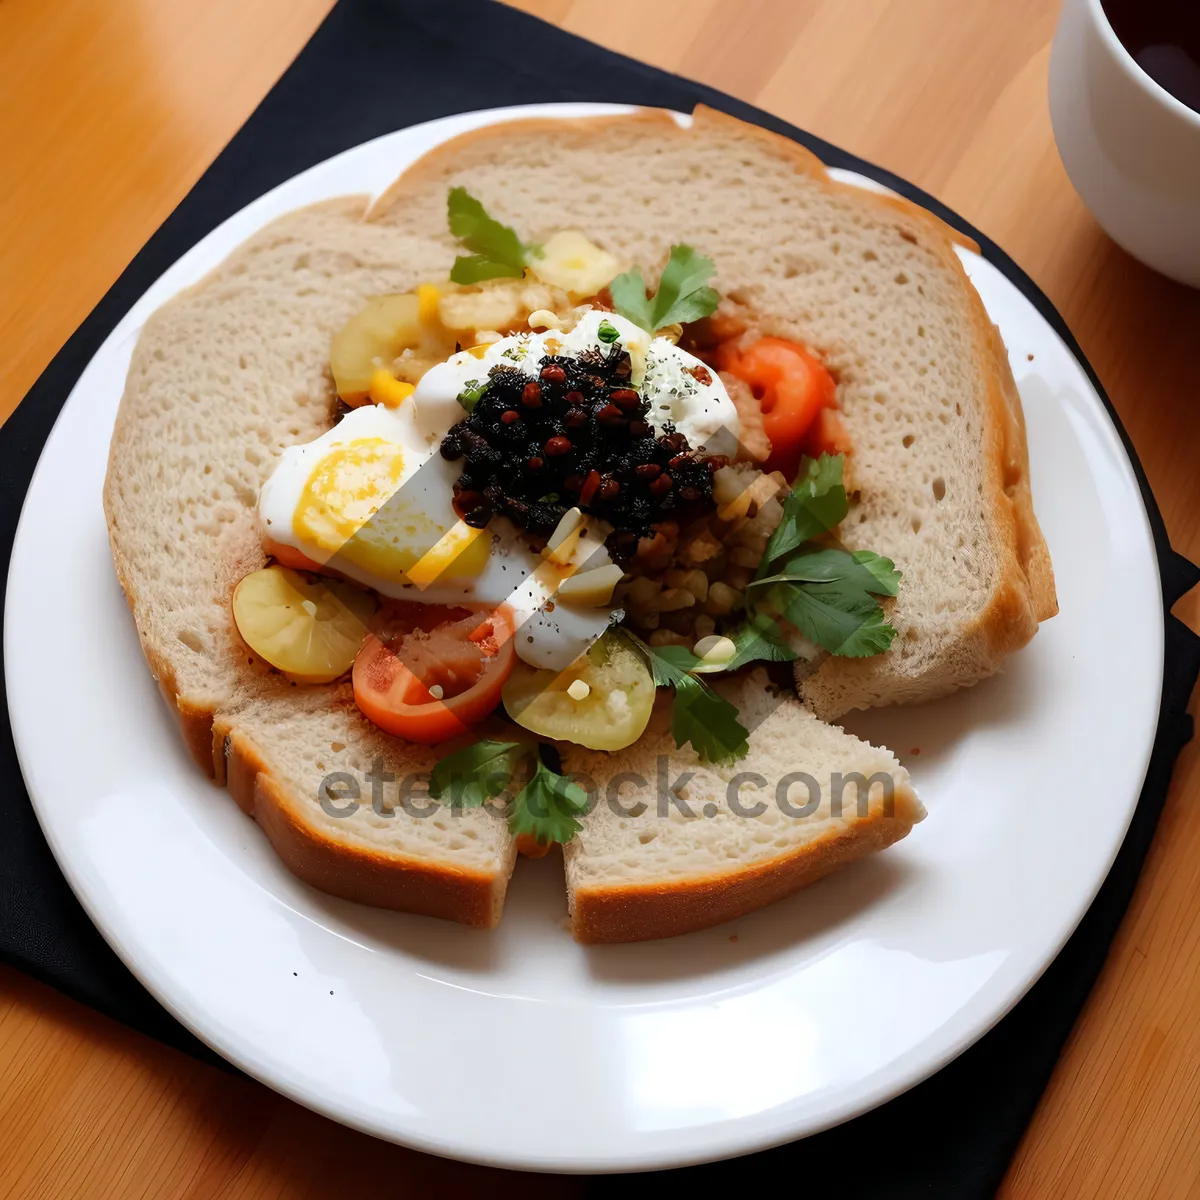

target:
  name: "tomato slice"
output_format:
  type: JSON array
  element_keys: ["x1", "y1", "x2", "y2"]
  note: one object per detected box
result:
[
  {"x1": 352, "y1": 603, "x2": 516, "y2": 744},
  {"x1": 716, "y1": 336, "x2": 839, "y2": 480}
]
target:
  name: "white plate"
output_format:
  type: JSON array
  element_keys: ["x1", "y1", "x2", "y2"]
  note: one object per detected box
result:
[{"x1": 5, "y1": 105, "x2": 1162, "y2": 1172}]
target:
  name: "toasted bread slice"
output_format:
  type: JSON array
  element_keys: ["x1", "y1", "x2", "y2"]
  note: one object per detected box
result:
[
  {"x1": 563, "y1": 672, "x2": 923, "y2": 943},
  {"x1": 369, "y1": 106, "x2": 1056, "y2": 719}
]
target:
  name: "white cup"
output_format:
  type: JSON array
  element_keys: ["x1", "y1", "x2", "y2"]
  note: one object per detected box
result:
[{"x1": 1049, "y1": 0, "x2": 1200, "y2": 287}]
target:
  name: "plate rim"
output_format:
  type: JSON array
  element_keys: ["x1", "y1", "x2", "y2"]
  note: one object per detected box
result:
[{"x1": 3, "y1": 102, "x2": 1166, "y2": 1172}]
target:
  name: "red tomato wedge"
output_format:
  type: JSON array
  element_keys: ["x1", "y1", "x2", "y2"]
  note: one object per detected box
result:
[
  {"x1": 716, "y1": 336, "x2": 840, "y2": 480},
  {"x1": 352, "y1": 603, "x2": 516, "y2": 744}
]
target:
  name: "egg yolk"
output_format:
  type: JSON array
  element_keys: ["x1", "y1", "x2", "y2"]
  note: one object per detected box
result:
[{"x1": 293, "y1": 437, "x2": 489, "y2": 584}]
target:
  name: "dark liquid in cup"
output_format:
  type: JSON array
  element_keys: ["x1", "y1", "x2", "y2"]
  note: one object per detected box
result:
[{"x1": 1101, "y1": 0, "x2": 1200, "y2": 114}]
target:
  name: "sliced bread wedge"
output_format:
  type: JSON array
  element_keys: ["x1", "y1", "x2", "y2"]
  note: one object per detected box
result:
[
  {"x1": 563, "y1": 672, "x2": 923, "y2": 943},
  {"x1": 369, "y1": 106, "x2": 1057, "y2": 719},
  {"x1": 103, "y1": 197, "x2": 517, "y2": 925}
]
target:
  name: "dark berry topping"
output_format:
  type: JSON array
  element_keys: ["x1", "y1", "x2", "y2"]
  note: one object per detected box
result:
[{"x1": 445, "y1": 343, "x2": 718, "y2": 548}]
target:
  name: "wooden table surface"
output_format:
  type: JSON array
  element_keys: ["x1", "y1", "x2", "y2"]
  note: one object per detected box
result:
[{"x1": 2, "y1": 0, "x2": 1198, "y2": 1195}]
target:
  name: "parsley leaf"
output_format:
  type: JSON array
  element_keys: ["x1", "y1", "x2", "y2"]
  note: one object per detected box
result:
[
  {"x1": 508, "y1": 759, "x2": 589, "y2": 846},
  {"x1": 431, "y1": 740, "x2": 588, "y2": 845},
  {"x1": 759, "y1": 452, "x2": 849, "y2": 567},
  {"x1": 608, "y1": 273, "x2": 653, "y2": 331},
  {"x1": 609, "y1": 245, "x2": 720, "y2": 333},
  {"x1": 429, "y1": 740, "x2": 524, "y2": 808},
  {"x1": 450, "y1": 255, "x2": 528, "y2": 284},
  {"x1": 447, "y1": 187, "x2": 538, "y2": 284},
  {"x1": 629, "y1": 636, "x2": 750, "y2": 765},
  {"x1": 766, "y1": 577, "x2": 898, "y2": 658},
  {"x1": 725, "y1": 610, "x2": 798, "y2": 670},
  {"x1": 720, "y1": 452, "x2": 902, "y2": 666},
  {"x1": 828, "y1": 605, "x2": 898, "y2": 657},
  {"x1": 749, "y1": 545, "x2": 900, "y2": 596},
  {"x1": 850, "y1": 549, "x2": 903, "y2": 597}
]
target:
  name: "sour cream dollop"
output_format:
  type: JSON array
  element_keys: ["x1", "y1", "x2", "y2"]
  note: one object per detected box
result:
[{"x1": 412, "y1": 310, "x2": 741, "y2": 451}]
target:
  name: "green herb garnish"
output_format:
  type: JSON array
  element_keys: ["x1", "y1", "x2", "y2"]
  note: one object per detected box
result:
[
  {"x1": 759, "y1": 452, "x2": 849, "y2": 565},
  {"x1": 457, "y1": 378, "x2": 487, "y2": 411},
  {"x1": 596, "y1": 318, "x2": 621, "y2": 344},
  {"x1": 627, "y1": 635, "x2": 750, "y2": 765},
  {"x1": 609, "y1": 244, "x2": 720, "y2": 333},
  {"x1": 447, "y1": 187, "x2": 539, "y2": 284},
  {"x1": 759, "y1": 577, "x2": 898, "y2": 659},
  {"x1": 429, "y1": 739, "x2": 587, "y2": 846},
  {"x1": 732, "y1": 453, "x2": 900, "y2": 662},
  {"x1": 429, "y1": 740, "x2": 524, "y2": 808},
  {"x1": 848, "y1": 549, "x2": 905, "y2": 594},
  {"x1": 724, "y1": 610, "x2": 799, "y2": 670},
  {"x1": 508, "y1": 759, "x2": 589, "y2": 846},
  {"x1": 749, "y1": 546, "x2": 901, "y2": 594}
]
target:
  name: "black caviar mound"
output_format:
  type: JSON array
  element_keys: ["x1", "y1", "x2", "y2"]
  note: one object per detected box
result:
[{"x1": 439, "y1": 344, "x2": 722, "y2": 563}]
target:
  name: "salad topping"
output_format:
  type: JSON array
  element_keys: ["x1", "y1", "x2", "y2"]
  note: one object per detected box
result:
[
  {"x1": 231, "y1": 187, "x2": 904, "y2": 847},
  {"x1": 440, "y1": 334, "x2": 724, "y2": 561}
]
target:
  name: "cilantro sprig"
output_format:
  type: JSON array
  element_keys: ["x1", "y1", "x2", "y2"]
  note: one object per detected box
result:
[
  {"x1": 447, "y1": 188, "x2": 540, "y2": 285},
  {"x1": 429, "y1": 739, "x2": 588, "y2": 846},
  {"x1": 750, "y1": 546, "x2": 901, "y2": 594},
  {"x1": 610, "y1": 245, "x2": 720, "y2": 333},
  {"x1": 429, "y1": 740, "x2": 525, "y2": 808},
  {"x1": 726, "y1": 453, "x2": 901, "y2": 663},
  {"x1": 759, "y1": 453, "x2": 849, "y2": 563},
  {"x1": 625, "y1": 634, "x2": 750, "y2": 765},
  {"x1": 724, "y1": 610, "x2": 797, "y2": 671},
  {"x1": 508, "y1": 759, "x2": 589, "y2": 846}
]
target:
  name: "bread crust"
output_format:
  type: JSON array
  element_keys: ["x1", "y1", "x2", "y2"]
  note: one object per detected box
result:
[
  {"x1": 570, "y1": 785, "x2": 923, "y2": 943},
  {"x1": 983, "y1": 320, "x2": 1058, "y2": 624},
  {"x1": 369, "y1": 105, "x2": 982, "y2": 256},
  {"x1": 105, "y1": 512, "x2": 219, "y2": 776},
  {"x1": 217, "y1": 725, "x2": 514, "y2": 927}
]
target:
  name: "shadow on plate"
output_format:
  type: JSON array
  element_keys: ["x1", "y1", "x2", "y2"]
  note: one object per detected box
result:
[
  {"x1": 227, "y1": 659, "x2": 1033, "y2": 980},
  {"x1": 293, "y1": 844, "x2": 921, "y2": 985},
  {"x1": 837, "y1": 647, "x2": 1040, "y2": 775},
  {"x1": 294, "y1": 848, "x2": 572, "y2": 974},
  {"x1": 581, "y1": 855, "x2": 920, "y2": 986}
]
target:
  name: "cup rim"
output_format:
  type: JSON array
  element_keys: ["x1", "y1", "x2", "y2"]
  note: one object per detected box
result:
[{"x1": 1087, "y1": 0, "x2": 1200, "y2": 130}]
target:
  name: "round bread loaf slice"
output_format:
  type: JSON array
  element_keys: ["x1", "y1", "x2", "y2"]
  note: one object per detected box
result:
[
  {"x1": 368, "y1": 105, "x2": 1057, "y2": 720},
  {"x1": 103, "y1": 197, "x2": 517, "y2": 926},
  {"x1": 563, "y1": 671, "x2": 923, "y2": 943}
]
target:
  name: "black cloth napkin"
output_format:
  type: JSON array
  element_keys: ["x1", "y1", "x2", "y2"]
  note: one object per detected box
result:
[{"x1": 1, "y1": 0, "x2": 1196, "y2": 1193}]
